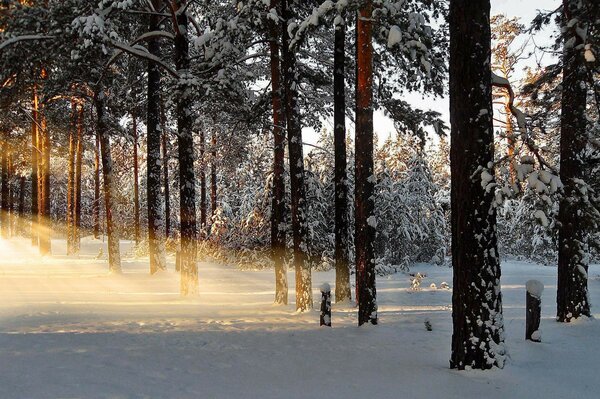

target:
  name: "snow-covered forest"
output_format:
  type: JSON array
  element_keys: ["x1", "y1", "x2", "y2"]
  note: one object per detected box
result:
[{"x1": 0, "y1": 0, "x2": 599, "y2": 397}]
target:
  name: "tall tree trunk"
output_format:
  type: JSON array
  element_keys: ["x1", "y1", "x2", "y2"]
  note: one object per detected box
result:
[
  {"x1": 556, "y1": 0, "x2": 591, "y2": 322},
  {"x1": 449, "y1": 0, "x2": 505, "y2": 370},
  {"x1": 8, "y1": 152, "x2": 14, "y2": 236},
  {"x1": 38, "y1": 115, "x2": 51, "y2": 255},
  {"x1": 334, "y1": 11, "x2": 351, "y2": 304},
  {"x1": 93, "y1": 119, "x2": 101, "y2": 239},
  {"x1": 31, "y1": 83, "x2": 39, "y2": 246},
  {"x1": 174, "y1": 1, "x2": 198, "y2": 295},
  {"x1": 1, "y1": 140, "x2": 8, "y2": 239},
  {"x1": 147, "y1": 0, "x2": 167, "y2": 274},
  {"x1": 95, "y1": 91, "x2": 122, "y2": 273},
  {"x1": 282, "y1": 0, "x2": 312, "y2": 311},
  {"x1": 160, "y1": 100, "x2": 171, "y2": 239},
  {"x1": 18, "y1": 175, "x2": 25, "y2": 236},
  {"x1": 199, "y1": 130, "x2": 207, "y2": 232},
  {"x1": 66, "y1": 102, "x2": 76, "y2": 254},
  {"x1": 355, "y1": 1, "x2": 377, "y2": 325},
  {"x1": 132, "y1": 112, "x2": 141, "y2": 246},
  {"x1": 269, "y1": 0, "x2": 288, "y2": 305},
  {"x1": 210, "y1": 131, "x2": 217, "y2": 219},
  {"x1": 74, "y1": 104, "x2": 83, "y2": 253},
  {"x1": 504, "y1": 101, "x2": 517, "y2": 183}
]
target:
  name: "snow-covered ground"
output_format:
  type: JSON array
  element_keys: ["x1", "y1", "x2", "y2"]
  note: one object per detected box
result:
[{"x1": 1, "y1": 237, "x2": 599, "y2": 399}]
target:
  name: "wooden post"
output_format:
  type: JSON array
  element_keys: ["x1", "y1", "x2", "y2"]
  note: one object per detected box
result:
[
  {"x1": 526, "y1": 280, "x2": 543, "y2": 342},
  {"x1": 320, "y1": 283, "x2": 331, "y2": 327}
]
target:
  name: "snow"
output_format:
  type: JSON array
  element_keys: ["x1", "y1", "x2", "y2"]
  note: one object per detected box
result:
[
  {"x1": 1, "y1": 238, "x2": 599, "y2": 398},
  {"x1": 526, "y1": 279, "x2": 544, "y2": 299}
]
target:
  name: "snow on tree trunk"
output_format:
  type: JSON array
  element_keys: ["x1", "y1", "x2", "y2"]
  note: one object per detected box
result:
[
  {"x1": 269, "y1": 0, "x2": 288, "y2": 306},
  {"x1": 282, "y1": 0, "x2": 312, "y2": 312},
  {"x1": 449, "y1": 0, "x2": 505, "y2": 370},
  {"x1": 174, "y1": 3, "x2": 198, "y2": 295},
  {"x1": 556, "y1": 0, "x2": 591, "y2": 322},
  {"x1": 95, "y1": 91, "x2": 121, "y2": 273},
  {"x1": 147, "y1": 0, "x2": 167, "y2": 274},
  {"x1": 333, "y1": 10, "x2": 351, "y2": 304},
  {"x1": 355, "y1": 1, "x2": 377, "y2": 326}
]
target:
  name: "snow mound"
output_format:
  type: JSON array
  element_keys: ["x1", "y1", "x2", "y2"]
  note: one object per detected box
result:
[{"x1": 526, "y1": 279, "x2": 544, "y2": 299}]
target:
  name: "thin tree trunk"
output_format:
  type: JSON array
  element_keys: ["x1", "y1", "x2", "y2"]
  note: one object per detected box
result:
[
  {"x1": 210, "y1": 131, "x2": 217, "y2": 218},
  {"x1": 282, "y1": 0, "x2": 312, "y2": 311},
  {"x1": 74, "y1": 104, "x2": 83, "y2": 253},
  {"x1": 38, "y1": 115, "x2": 51, "y2": 255},
  {"x1": 334, "y1": 10, "x2": 351, "y2": 304},
  {"x1": 95, "y1": 91, "x2": 122, "y2": 273},
  {"x1": 132, "y1": 112, "x2": 141, "y2": 246},
  {"x1": 31, "y1": 83, "x2": 39, "y2": 246},
  {"x1": 1, "y1": 140, "x2": 8, "y2": 239},
  {"x1": 269, "y1": 0, "x2": 288, "y2": 305},
  {"x1": 449, "y1": 0, "x2": 505, "y2": 370},
  {"x1": 66, "y1": 102, "x2": 76, "y2": 254},
  {"x1": 160, "y1": 100, "x2": 171, "y2": 239},
  {"x1": 355, "y1": 2, "x2": 377, "y2": 325},
  {"x1": 8, "y1": 152, "x2": 14, "y2": 237},
  {"x1": 93, "y1": 118, "x2": 101, "y2": 239},
  {"x1": 174, "y1": 1, "x2": 198, "y2": 295},
  {"x1": 200, "y1": 130, "x2": 207, "y2": 233},
  {"x1": 556, "y1": 0, "x2": 591, "y2": 322},
  {"x1": 18, "y1": 175, "x2": 25, "y2": 236},
  {"x1": 147, "y1": 0, "x2": 167, "y2": 274}
]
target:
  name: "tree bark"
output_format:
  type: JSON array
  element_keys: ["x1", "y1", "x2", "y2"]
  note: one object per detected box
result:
[
  {"x1": 38, "y1": 115, "x2": 51, "y2": 255},
  {"x1": 210, "y1": 130, "x2": 217, "y2": 218},
  {"x1": 66, "y1": 102, "x2": 76, "y2": 254},
  {"x1": 556, "y1": 0, "x2": 591, "y2": 322},
  {"x1": 18, "y1": 175, "x2": 25, "y2": 236},
  {"x1": 160, "y1": 100, "x2": 171, "y2": 239},
  {"x1": 174, "y1": 1, "x2": 198, "y2": 295},
  {"x1": 449, "y1": 0, "x2": 505, "y2": 370},
  {"x1": 269, "y1": 0, "x2": 288, "y2": 305},
  {"x1": 1, "y1": 140, "x2": 8, "y2": 239},
  {"x1": 74, "y1": 104, "x2": 83, "y2": 253},
  {"x1": 132, "y1": 112, "x2": 140, "y2": 246},
  {"x1": 282, "y1": 0, "x2": 312, "y2": 311},
  {"x1": 95, "y1": 91, "x2": 122, "y2": 273},
  {"x1": 355, "y1": 2, "x2": 377, "y2": 326},
  {"x1": 147, "y1": 0, "x2": 167, "y2": 274},
  {"x1": 200, "y1": 130, "x2": 207, "y2": 233},
  {"x1": 93, "y1": 117, "x2": 101, "y2": 239},
  {"x1": 31, "y1": 83, "x2": 39, "y2": 246},
  {"x1": 334, "y1": 11, "x2": 351, "y2": 304}
]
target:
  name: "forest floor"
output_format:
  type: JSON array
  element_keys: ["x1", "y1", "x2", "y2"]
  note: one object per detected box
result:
[{"x1": 0, "y1": 237, "x2": 599, "y2": 399}]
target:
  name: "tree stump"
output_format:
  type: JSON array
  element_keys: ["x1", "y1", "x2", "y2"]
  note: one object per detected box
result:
[
  {"x1": 526, "y1": 280, "x2": 543, "y2": 342},
  {"x1": 320, "y1": 283, "x2": 331, "y2": 327}
]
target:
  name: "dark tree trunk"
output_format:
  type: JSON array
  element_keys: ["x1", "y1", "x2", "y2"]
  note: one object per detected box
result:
[
  {"x1": 132, "y1": 112, "x2": 140, "y2": 246},
  {"x1": 18, "y1": 175, "x2": 25, "y2": 235},
  {"x1": 147, "y1": 0, "x2": 167, "y2": 274},
  {"x1": 174, "y1": 2, "x2": 198, "y2": 295},
  {"x1": 161, "y1": 101, "x2": 171, "y2": 239},
  {"x1": 95, "y1": 91, "x2": 122, "y2": 273},
  {"x1": 66, "y1": 102, "x2": 76, "y2": 254},
  {"x1": 200, "y1": 130, "x2": 207, "y2": 232},
  {"x1": 355, "y1": 2, "x2": 377, "y2": 326},
  {"x1": 31, "y1": 83, "x2": 39, "y2": 246},
  {"x1": 449, "y1": 0, "x2": 505, "y2": 370},
  {"x1": 38, "y1": 115, "x2": 51, "y2": 255},
  {"x1": 8, "y1": 152, "x2": 14, "y2": 236},
  {"x1": 74, "y1": 105, "x2": 83, "y2": 253},
  {"x1": 269, "y1": 0, "x2": 288, "y2": 305},
  {"x1": 556, "y1": 0, "x2": 591, "y2": 322},
  {"x1": 1, "y1": 140, "x2": 8, "y2": 239},
  {"x1": 210, "y1": 130, "x2": 217, "y2": 217},
  {"x1": 282, "y1": 0, "x2": 311, "y2": 311},
  {"x1": 93, "y1": 119, "x2": 101, "y2": 239},
  {"x1": 334, "y1": 11, "x2": 351, "y2": 304}
]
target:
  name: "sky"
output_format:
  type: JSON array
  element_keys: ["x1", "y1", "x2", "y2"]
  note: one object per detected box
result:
[{"x1": 303, "y1": 0, "x2": 559, "y2": 149}]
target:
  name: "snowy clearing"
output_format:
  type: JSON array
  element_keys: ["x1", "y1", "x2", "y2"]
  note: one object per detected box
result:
[{"x1": 1, "y1": 237, "x2": 599, "y2": 399}]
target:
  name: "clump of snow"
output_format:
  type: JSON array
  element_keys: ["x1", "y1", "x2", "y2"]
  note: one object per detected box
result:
[
  {"x1": 430, "y1": 283, "x2": 437, "y2": 289},
  {"x1": 320, "y1": 282, "x2": 331, "y2": 293},
  {"x1": 530, "y1": 330, "x2": 541, "y2": 342},
  {"x1": 387, "y1": 25, "x2": 402, "y2": 48},
  {"x1": 584, "y1": 44, "x2": 596, "y2": 63},
  {"x1": 526, "y1": 280, "x2": 544, "y2": 299}
]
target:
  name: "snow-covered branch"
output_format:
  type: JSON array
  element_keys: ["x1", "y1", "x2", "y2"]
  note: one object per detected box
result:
[{"x1": 0, "y1": 35, "x2": 56, "y2": 51}]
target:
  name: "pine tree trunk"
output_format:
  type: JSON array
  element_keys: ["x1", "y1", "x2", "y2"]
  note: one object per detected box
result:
[
  {"x1": 174, "y1": 2, "x2": 198, "y2": 295},
  {"x1": 334, "y1": 11, "x2": 351, "y2": 304},
  {"x1": 93, "y1": 121, "x2": 101, "y2": 239},
  {"x1": 31, "y1": 83, "x2": 39, "y2": 246},
  {"x1": 269, "y1": 0, "x2": 288, "y2": 305},
  {"x1": 200, "y1": 130, "x2": 207, "y2": 233},
  {"x1": 18, "y1": 175, "x2": 25, "y2": 236},
  {"x1": 161, "y1": 101, "x2": 171, "y2": 239},
  {"x1": 8, "y1": 152, "x2": 14, "y2": 237},
  {"x1": 66, "y1": 102, "x2": 76, "y2": 254},
  {"x1": 210, "y1": 130, "x2": 217, "y2": 218},
  {"x1": 74, "y1": 105, "x2": 83, "y2": 253},
  {"x1": 355, "y1": 2, "x2": 377, "y2": 325},
  {"x1": 38, "y1": 115, "x2": 51, "y2": 255},
  {"x1": 147, "y1": 0, "x2": 167, "y2": 274},
  {"x1": 95, "y1": 91, "x2": 122, "y2": 273},
  {"x1": 556, "y1": 0, "x2": 591, "y2": 322},
  {"x1": 132, "y1": 112, "x2": 141, "y2": 247},
  {"x1": 1, "y1": 140, "x2": 8, "y2": 239},
  {"x1": 449, "y1": 0, "x2": 505, "y2": 370},
  {"x1": 282, "y1": 0, "x2": 311, "y2": 311}
]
